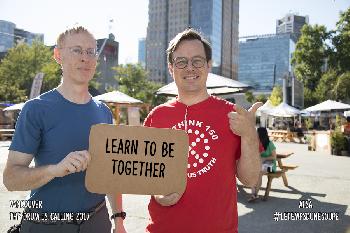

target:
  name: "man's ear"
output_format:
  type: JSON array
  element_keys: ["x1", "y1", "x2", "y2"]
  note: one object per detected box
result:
[
  {"x1": 207, "y1": 59, "x2": 212, "y2": 72},
  {"x1": 168, "y1": 63, "x2": 174, "y2": 80},
  {"x1": 53, "y1": 47, "x2": 62, "y2": 64}
]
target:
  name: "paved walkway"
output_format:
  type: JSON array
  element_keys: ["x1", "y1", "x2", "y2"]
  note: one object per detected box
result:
[{"x1": 0, "y1": 141, "x2": 349, "y2": 233}]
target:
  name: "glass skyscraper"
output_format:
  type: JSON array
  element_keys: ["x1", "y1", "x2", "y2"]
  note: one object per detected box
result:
[
  {"x1": 0, "y1": 20, "x2": 43, "y2": 53},
  {"x1": 238, "y1": 34, "x2": 295, "y2": 91}
]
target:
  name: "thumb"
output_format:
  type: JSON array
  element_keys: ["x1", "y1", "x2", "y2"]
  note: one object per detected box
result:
[
  {"x1": 235, "y1": 104, "x2": 247, "y2": 115},
  {"x1": 249, "y1": 102, "x2": 264, "y2": 114}
]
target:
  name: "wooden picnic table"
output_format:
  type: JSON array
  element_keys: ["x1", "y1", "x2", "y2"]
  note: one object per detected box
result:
[
  {"x1": 0, "y1": 129, "x2": 15, "y2": 140},
  {"x1": 263, "y1": 151, "x2": 298, "y2": 200},
  {"x1": 268, "y1": 130, "x2": 296, "y2": 142}
]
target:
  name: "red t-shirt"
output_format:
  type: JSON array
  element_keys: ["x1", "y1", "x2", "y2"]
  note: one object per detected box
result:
[{"x1": 144, "y1": 96, "x2": 241, "y2": 233}]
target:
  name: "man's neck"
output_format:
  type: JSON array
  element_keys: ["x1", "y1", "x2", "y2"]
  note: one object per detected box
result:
[
  {"x1": 57, "y1": 80, "x2": 91, "y2": 104},
  {"x1": 177, "y1": 91, "x2": 210, "y2": 106}
]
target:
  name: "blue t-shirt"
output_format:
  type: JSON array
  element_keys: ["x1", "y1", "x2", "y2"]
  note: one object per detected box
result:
[{"x1": 9, "y1": 89, "x2": 113, "y2": 212}]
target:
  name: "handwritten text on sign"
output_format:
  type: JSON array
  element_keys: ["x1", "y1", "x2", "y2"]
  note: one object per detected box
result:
[{"x1": 85, "y1": 124, "x2": 188, "y2": 195}]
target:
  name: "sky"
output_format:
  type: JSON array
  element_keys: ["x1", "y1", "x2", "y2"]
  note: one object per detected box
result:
[{"x1": 0, "y1": 0, "x2": 349, "y2": 64}]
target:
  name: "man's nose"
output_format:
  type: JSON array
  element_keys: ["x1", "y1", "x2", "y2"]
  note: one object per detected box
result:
[{"x1": 185, "y1": 61, "x2": 195, "y2": 70}]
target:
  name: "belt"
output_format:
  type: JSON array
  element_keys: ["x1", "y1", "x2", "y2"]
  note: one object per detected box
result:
[{"x1": 22, "y1": 200, "x2": 106, "y2": 225}]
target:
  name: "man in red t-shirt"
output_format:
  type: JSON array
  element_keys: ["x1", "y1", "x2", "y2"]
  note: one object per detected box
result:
[{"x1": 144, "y1": 28, "x2": 262, "y2": 233}]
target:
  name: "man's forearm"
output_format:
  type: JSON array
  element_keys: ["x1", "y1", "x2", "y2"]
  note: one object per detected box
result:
[
  {"x1": 237, "y1": 134, "x2": 261, "y2": 187},
  {"x1": 107, "y1": 194, "x2": 124, "y2": 228},
  {"x1": 3, "y1": 165, "x2": 55, "y2": 191}
]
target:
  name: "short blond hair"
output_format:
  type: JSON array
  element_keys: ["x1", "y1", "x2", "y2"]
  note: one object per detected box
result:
[{"x1": 56, "y1": 26, "x2": 95, "y2": 48}]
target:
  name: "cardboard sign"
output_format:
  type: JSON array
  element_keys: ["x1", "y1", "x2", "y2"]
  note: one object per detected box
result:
[{"x1": 85, "y1": 124, "x2": 189, "y2": 195}]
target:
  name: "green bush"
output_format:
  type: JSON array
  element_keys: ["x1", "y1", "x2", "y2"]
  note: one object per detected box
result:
[{"x1": 330, "y1": 130, "x2": 346, "y2": 152}]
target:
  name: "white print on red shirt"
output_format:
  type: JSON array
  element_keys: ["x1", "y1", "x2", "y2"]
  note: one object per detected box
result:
[{"x1": 172, "y1": 119, "x2": 219, "y2": 179}]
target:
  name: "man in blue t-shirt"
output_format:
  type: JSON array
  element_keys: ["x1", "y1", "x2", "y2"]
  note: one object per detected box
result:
[{"x1": 3, "y1": 27, "x2": 126, "y2": 233}]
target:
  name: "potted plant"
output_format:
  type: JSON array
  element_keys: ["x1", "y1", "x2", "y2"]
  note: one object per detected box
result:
[{"x1": 330, "y1": 130, "x2": 346, "y2": 155}]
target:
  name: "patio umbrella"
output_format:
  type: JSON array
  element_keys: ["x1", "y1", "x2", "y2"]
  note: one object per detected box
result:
[
  {"x1": 267, "y1": 102, "x2": 300, "y2": 117},
  {"x1": 3, "y1": 102, "x2": 25, "y2": 111},
  {"x1": 256, "y1": 100, "x2": 275, "y2": 117},
  {"x1": 94, "y1": 91, "x2": 142, "y2": 104},
  {"x1": 303, "y1": 100, "x2": 350, "y2": 112},
  {"x1": 156, "y1": 73, "x2": 251, "y2": 96}
]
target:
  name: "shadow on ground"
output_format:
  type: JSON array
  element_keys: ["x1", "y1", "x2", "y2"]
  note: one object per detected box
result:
[{"x1": 237, "y1": 185, "x2": 350, "y2": 233}]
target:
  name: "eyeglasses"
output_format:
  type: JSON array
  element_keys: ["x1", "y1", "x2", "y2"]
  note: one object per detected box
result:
[
  {"x1": 59, "y1": 46, "x2": 98, "y2": 58},
  {"x1": 172, "y1": 56, "x2": 207, "y2": 69}
]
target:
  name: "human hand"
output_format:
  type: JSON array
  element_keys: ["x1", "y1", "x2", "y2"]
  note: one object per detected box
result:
[
  {"x1": 154, "y1": 193, "x2": 182, "y2": 206},
  {"x1": 228, "y1": 102, "x2": 263, "y2": 138},
  {"x1": 113, "y1": 218, "x2": 127, "y2": 233},
  {"x1": 50, "y1": 150, "x2": 91, "y2": 177}
]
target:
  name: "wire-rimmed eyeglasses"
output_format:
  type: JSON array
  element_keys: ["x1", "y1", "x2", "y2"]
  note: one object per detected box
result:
[
  {"x1": 59, "y1": 46, "x2": 98, "y2": 58},
  {"x1": 172, "y1": 56, "x2": 207, "y2": 69}
]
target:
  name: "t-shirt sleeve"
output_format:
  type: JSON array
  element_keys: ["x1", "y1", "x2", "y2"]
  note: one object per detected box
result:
[
  {"x1": 9, "y1": 101, "x2": 42, "y2": 155},
  {"x1": 143, "y1": 110, "x2": 154, "y2": 127},
  {"x1": 102, "y1": 103, "x2": 113, "y2": 124}
]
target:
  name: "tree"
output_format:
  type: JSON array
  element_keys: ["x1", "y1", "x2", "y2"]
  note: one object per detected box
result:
[
  {"x1": 334, "y1": 72, "x2": 350, "y2": 102},
  {"x1": 330, "y1": 8, "x2": 350, "y2": 73},
  {"x1": 315, "y1": 69, "x2": 338, "y2": 101},
  {"x1": 269, "y1": 86, "x2": 282, "y2": 106},
  {"x1": 0, "y1": 41, "x2": 61, "y2": 102},
  {"x1": 255, "y1": 94, "x2": 267, "y2": 103},
  {"x1": 244, "y1": 91, "x2": 254, "y2": 103},
  {"x1": 113, "y1": 64, "x2": 166, "y2": 118},
  {"x1": 291, "y1": 24, "x2": 329, "y2": 91}
]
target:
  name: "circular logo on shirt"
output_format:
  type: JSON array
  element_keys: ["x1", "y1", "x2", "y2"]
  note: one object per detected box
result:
[{"x1": 172, "y1": 119, "x2": 219, "y2": 178}]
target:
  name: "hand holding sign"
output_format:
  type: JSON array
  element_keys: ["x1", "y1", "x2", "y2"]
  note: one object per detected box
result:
[
  {"x1": 85, "y1": 124, "x2": 189, "y2": 195},
  {"x1": 52, "y1": 150, "x2": 91, "y2": 177},
  {"x1": 227, "y1": 102, "x2": 263, "y2": 138}
]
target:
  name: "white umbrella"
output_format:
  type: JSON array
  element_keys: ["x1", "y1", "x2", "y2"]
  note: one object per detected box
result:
[
  {"x1": 303, "y1": 100, "x2": 350, "y2": 112},
  {"x1": 156, "y1": 73, "x2": 251, "y2": 96},
  {"x1": 94, "y1": 91, "x2": 142, "y2": 104},
  {"x1": 3, "y1": 102, "x2": 25, "y2": 111},
  {"x1": 267, "y1": 102, "x2": 300, "y2": 117},
  {"x1": 256, "y1": 100, "x2": 275, "y2": 117}
]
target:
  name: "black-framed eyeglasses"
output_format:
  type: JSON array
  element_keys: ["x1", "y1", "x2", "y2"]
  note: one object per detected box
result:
[
  {"x1": 59, "y1": 46, "x2": 98, "y2": 58},
  {"x1": 173, "y1": 56, "x2": 207, "y2": 69}
]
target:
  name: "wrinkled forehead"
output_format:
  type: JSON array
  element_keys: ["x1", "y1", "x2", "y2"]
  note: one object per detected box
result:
[{"x1": 60, "y1": 32, "x2": 96, "y2": 48}]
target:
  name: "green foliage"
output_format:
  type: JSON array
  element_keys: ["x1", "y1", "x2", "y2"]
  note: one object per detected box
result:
[
  {"x1": 255, "y1": 94, "x2": 267, "y2": 103},
  {"x1": 330, "y1": 8, "x2": 350, "y2": 73},
  {"x1": 315, "y1": 69, "x2": 338, "y2": 101},
  {"x1": 292, "y1": 24, "x2": 329, "y2": 91},
  {"x1": 269, "y1": 86, "x2": 282, "y2": 106},
  {"x1": 244, "y1": 91, "x2": 254, "y2": 103},
  {"x1": 304, "y1": 118, "x2": 313, "y2": 130},
  {"x1": 334, "y1": 72, "x2": 350, "y2": 102},
  {"x1": 292, "y1": 7, "x2": 350, "y2": 106},
  {"x1": 113, "y1": 63, "x2": 167, "y2": 119},
  {"x1": 0, "y1": 41, "x2": 60, "y2": 102},
  {"x1": 330, "y1": 130, "x2": 346, "y2": 152}
]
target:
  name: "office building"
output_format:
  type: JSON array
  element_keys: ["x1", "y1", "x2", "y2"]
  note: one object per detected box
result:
[
  {"x1": 138, "y1": 38, "x2": 146, "y2": 67},
  {"x1": 96, "y1": 33, "x2": 119, "y2": 92},
  {"x1": 146, "y1": 0, "x2": 239, "y2": 83},
  {"x1": 276, "y1": 13, "x2": 309, "y2": 41},
  {"x1": 239, "y1": 33, "x2": 295, "y2": 91},
  {"x1": 0, "y1": 20, "x2": 44, "y2": 53}
]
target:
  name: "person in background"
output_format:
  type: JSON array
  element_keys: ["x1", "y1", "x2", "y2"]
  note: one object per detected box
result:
[{"x1": 248, "y1": 127, "x2": 276, "y2": 202}]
